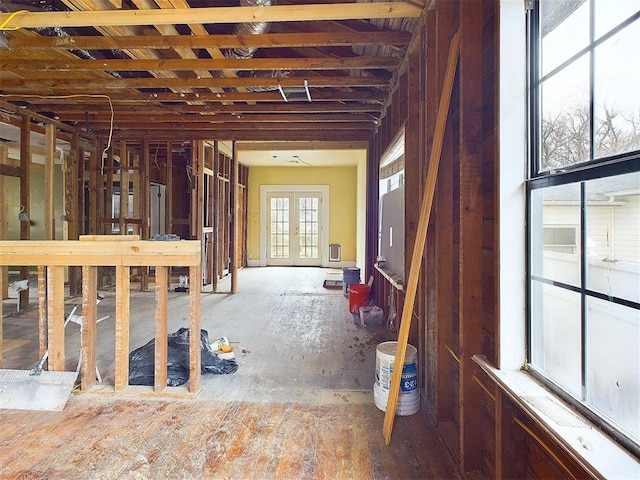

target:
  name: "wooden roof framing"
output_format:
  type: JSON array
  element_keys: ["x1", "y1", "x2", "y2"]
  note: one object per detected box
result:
[{"x1": 0, "y1": 1, "x2": 423, "y2": 142}]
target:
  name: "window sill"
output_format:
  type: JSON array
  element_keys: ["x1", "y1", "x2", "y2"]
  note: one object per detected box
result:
[
  {"x1": 473, "y1": 355, "x2": 640, "y2": 479},
  {"x1": 373, "y1": 263, "x2": 403, "y2": 291}
]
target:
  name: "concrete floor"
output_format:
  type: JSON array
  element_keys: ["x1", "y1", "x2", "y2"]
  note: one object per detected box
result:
[{"x1": 4, "y1": 267, "x2": 393, "y2": 401}]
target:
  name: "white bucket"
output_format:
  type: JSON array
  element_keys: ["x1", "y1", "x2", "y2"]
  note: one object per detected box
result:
[
  {"x1": 373, "y1": 382, "x2": 420, "y2": 416},
  {"x1": 374, "y1": 341, "x2": 419, "y2": 415}
]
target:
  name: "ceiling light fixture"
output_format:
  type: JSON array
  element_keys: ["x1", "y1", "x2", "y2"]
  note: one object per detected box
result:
[
  {"x1": 277, "y1": 82, "x2": 288, "y2": 102},
  {"x1": 304, "y1": 80, "x2": 312, "y2": 102}
]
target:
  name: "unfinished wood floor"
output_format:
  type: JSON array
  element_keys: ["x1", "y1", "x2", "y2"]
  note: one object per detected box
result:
[{"x1": 0, "y1": 267, "x2": 465, "y2": 479}]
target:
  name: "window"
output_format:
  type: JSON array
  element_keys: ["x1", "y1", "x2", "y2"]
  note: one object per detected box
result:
[
  {"x1": 543, "y1": 226, "x2": 578, "y2": 254},
  {"x1": 528, "y1": 0, "x2": 640, "y2": 454}
]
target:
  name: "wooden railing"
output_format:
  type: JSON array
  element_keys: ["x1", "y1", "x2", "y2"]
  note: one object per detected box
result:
[{"x1": 0, "y1": 237, "x2": 202, "y2": 397}]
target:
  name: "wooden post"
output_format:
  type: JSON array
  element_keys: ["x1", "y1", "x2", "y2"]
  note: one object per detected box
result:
[
  {"x1": 88, "y1": 140, "x2": 99, "y2": 235},
  {"x1": 431, "y1": 0, "x2": 457, "y2": 422},
  {"x1": 188, "y1": 263, "x2": 202, "y2": 394},
  {"x1": 212, "y1": 141, "x2": 220, "y2": 292},
  {"x1": 458, "y1": 1, "x2": 485, "y2": 469},
  {"x1": 0, "y1": 264, "x2": 2, "y2": 367},
  {"x1": 81, "y1": 265, "x2": 98, "y2": 390},
  {"x1": 19, "y1": 114, "x2": 30, "y2": 311},
  {"x1": 119, "y1": 141, "x2": 129, "y2": 236},
  {"x1": 141, "y1": 138, "x2": 151, "y2": 291},
  {"x1": 114, "y1": 265, "x2": 130, "y2": 390},
  {"x1": 44, "y1": 124, "x2": 56, "y2": 240},
  {"x1": 166, "y1": 141, "x2": 173, "y2": 234},
  {"x1": 154, "y1": 265, "x2": 168, "y2": 392},
  {"x1": 230, "y1": 141, "x2": 238, "y2": 294},
  {"x1": 404, "y1": 35, "x2": 423, "y2": 386},
  {"x1": 46, "y1": 265, "x2": 65, "y2": 371},
  {"x1": 37, "y1": 266, "x2": 47, "y2": 361},
  {"x1": 196, "y1": 140, "x2": 205, "y2": 288},
  {"x1": 67, "y1": 131, "x2": 81, "y2": 295},
  {"x1": 0, "y1": 144, "x2": 8, "y2": 301},
  {"x1": 103, "y1": 146, "x2": 115, "y2": 287},
  {"x1": 383, "y1": 30, "x2": 460, "y2": 445}
]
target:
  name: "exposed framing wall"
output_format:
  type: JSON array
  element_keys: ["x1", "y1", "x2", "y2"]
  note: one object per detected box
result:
[{"x1": 369, "y1": 1, "x2": 605, "y2": 478}]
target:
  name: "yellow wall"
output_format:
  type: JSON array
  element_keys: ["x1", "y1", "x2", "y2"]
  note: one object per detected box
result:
[{"x1": 247, "y1": 166, "x2": 358, "y2": 263}]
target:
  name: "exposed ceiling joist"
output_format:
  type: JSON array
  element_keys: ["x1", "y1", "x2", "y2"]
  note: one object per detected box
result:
[
  {"x1": 0, "y1": 76, "x2": 390, "y2": 91},
  {"x1": 0, "y1": 0, "x2": 423, "y2": 142},
  {"x1": 7, "y1": 31, "x2": 412, "y2": 50},
  {"x1": 0, "y1": 3, "x2": 422, "y2": 29},
  {"x1": 0, "y1": 56, "x2": 400, "y2": 72}
]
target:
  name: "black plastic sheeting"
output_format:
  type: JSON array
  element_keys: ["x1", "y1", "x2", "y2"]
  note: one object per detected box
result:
[{"x1": 128, "y1": 327, "x2": 238, "y2": 387}]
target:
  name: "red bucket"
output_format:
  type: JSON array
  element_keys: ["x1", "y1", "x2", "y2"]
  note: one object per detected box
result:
[{"x1": 348, "y1": 283, "x2": 370, "y2": 315}]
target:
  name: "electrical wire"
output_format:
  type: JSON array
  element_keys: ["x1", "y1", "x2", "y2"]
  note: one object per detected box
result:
[
  {"x1": 0, "y1": 10, "x2": 28, "y2": 31},
  {"x1": 0, "y1": 93, "x2": 115, "y2": 170}
]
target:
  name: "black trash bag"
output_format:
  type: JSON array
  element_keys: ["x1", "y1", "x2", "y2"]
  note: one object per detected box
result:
[{"x1": 128, "y1": 327, "x2": 238, "y2": 387}]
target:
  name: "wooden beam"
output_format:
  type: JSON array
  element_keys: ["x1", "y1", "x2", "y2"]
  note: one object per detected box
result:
[
  {"x1": 0, "y1": 164, "x2": 22, "y2": 178},
  {"x1": 9, "y1": 31, "x2": 412, "y2": 50},
  {"x1": 91, "y1": 121, "x2": 375, "y2": 131},
  {"x1": 0, "y1": 76, "x2": 389, "y2": 91},
  {"x1": 0, "y1": 56, "x2": 400, "y2": 72},
  {"x1": 50, "y1": 112, "x2": 379, "y2": 124},
  {"x1": 27, "y1": 103, "x2": 382, "y2": 114},
  {"x1": 111, "y1": 129, "x2": 372, "y2": 142},
  {"x1": 0, "y1": 100, "x2": 80, "y2": 134},
  {"x1": 0, "y1": 240, "x2": 201, "y2": 266},
  {"x1": 0, "y1": 3, "x2": 422, "y2": 29},
  {"x1": 383, "y1": 29, "x2": 460, "y2": 446}
]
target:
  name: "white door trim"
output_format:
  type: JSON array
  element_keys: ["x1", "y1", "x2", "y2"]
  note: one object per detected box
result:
[{"x1": 260, "y1": 184, "x2": 330, "y2": 267}]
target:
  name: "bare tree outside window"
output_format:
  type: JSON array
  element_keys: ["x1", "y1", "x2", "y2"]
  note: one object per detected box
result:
[{"x1": 542, "y1": 104, "x2": 640, "y2": 170}]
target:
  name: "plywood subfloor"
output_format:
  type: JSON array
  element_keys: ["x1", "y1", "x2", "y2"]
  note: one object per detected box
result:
[{"x1": 0, "y1": 267, "x2": 465, "y2": 479}]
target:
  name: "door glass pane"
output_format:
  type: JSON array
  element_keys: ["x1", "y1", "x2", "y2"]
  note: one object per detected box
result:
[
  {"x1": 585, "y1": 172, "x2": 640, "y2": 303},
  {"x1": 298, "y1": 196, "x2": 319, "y2": 259},
  {"x1": 586, "y1": 296, "x2": 640, "y2": 442},
  {"x1": 270, "y1": 197, "x2": 289, "y2": 259}
]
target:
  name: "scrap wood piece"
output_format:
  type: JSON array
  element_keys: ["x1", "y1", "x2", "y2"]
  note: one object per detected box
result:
[{"x1": 383, "y1": 29, "x2": 461, "y2": 445}]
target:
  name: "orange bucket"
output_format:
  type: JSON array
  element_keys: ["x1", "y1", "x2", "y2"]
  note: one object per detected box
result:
[{"x1": 348, "y1": 283, "x2": 370, "y2": 315}]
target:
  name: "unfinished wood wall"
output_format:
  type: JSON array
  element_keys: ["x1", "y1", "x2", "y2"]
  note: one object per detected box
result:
[{"x1": 369, "y1": 1, "x2": 600, "y2": 478}]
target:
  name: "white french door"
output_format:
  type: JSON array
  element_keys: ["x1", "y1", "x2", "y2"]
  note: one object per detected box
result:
[{"x1": 260, "y1": 186, "x2": 329, "y2": 266}]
